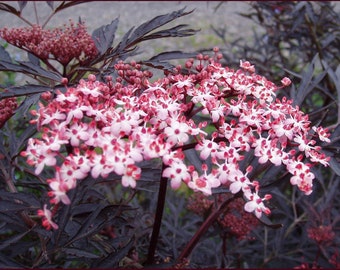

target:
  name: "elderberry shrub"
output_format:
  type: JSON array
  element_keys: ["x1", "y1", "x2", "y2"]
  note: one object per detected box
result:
[{"x1": 0, "y1": 1, "x2": 339, "y2": 269}]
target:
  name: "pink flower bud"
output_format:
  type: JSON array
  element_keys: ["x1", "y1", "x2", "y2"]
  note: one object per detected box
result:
[{"x1": 281, "y1": 77, "x2": 291, "y2": 86}]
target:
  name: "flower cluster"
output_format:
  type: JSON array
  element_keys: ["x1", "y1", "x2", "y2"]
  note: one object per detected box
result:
[
  {"x1": 0, "y1": 96, "x2": 17, "y2": 128},
  {"x1": 21, "y1": 49, "x2": 330, "y2": 229},
  {"x1": 307, "y1": 225, "x2": 335, "y2": 245},
  {"x1": 187, "y1": 193, "x2": 259, "y2": 239},
  {"x1": 0, "y1": 21, "x2": 98, "y2": 64}
]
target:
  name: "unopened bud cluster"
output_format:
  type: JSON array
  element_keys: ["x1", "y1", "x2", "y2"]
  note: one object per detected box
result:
[
  {"x1": 0, "y1": 21, "x2": 98, "y2": 64},
  {"x1": 0, "y1": 96, "x2": 17, "y2": 128},
  {"x1": 21, "y1": 49, "x2": 330, "y2": 230},
  {"x1": 187, "y1": 193, "x2": 258, "y2": 239}
]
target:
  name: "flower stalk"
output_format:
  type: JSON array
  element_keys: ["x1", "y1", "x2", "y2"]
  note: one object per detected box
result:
[{"x1": 145, "y1": 164, "x2": 168, "y2": 265}]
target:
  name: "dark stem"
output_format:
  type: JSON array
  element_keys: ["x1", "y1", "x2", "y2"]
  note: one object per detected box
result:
[
  {"x1": 145, "y1": 163, "x2": 168, "y2": 265},
  {"x1": 175, "y1": 192, "x2": 242, "y2": 266}
]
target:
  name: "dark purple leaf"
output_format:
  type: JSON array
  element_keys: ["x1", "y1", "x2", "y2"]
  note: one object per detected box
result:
[
  {"x1": 46, "y1": 1, "x2": 54, "y2": 9},
  {"x1": 27, "y1": 52, "x2": 40, "y2": 66},
  {"x1": 0, "y1": 254, "x2": 26, "y2": 268},
  {"x1": 62, "y1": 248, "x2": 100, "y2": 259},
  {"x1": 0, "y1": 45, "x2": 12, "y2": 63},
  {"x1": 0, "y1": 61, "x2": 62, "y2": 82},
  {"x1": 53, "y1": 1, "x2": 91, "y2": 14},
  {"x1": 141, "y1": 24, "x2": 199, "y2": 41},
  {"x1": 329, "y1": 157, "x2": 340, "y2": 176},
  {"x1": 0, "y1": 229, "x2": 31, "y2": 250},
  {"x1": 148, "y1": 51, "x2": 197, "y2": 62},
  {"x1": 0, "y1": 200, "x2": 36, "y2": 212},
  {"x1": 0, "y1": 190, "x2": 40, "y2": 207},
  {"x1": 0, "y1": 2, "x2": 20, "y2": 15},
  {"x1": 17, "y1": 1, "x2": 27, "y2": 11},
  {"x1": 9, "y1": 124, "x2": 36, "y2": 158},
  {"x1": 0, "y1": 85, "x2": 51, "y2": 99},
  {"x1": 92, "y1": 18, "x2": 119, "y2": 55},
  {"x1": 93, "y1": 237, "x2": 134, "y2": 268},
  {"x1": 131, "y1": 8, "x2": 194, "y2": 40}
]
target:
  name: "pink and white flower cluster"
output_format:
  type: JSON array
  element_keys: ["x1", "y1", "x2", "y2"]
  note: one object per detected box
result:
[{"x1": 21, "y1": 50, "x2": 330, "y2": 229}]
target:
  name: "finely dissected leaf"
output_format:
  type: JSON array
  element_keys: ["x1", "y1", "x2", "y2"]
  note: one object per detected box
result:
[
  {"x1": 132, "y1": 8, "x2": 194, "y2": 40},
  {"x1": 71, "y1": 203, "x2": 101, "y2": 216},
  {"x1": 45, "y1": 1, "x2": 54, "y2": 9},
  {"x1": 0, "y1": 132, "x2": 9, "y2": 160},
  {"x1": 0, "y1": 212, "x2": 31, "y2": 229},
  {"x1": 9, "y1": 124, "x2": 36, "y2": 158},
  {"x1": 140, "y1": 61, "x2": 175, "y2": 72},
  {"x1": 27, "y1": 52, "x2": 40, "y2": 66},
  {"x1": 92, "y1": 18, "x2": 119, "y2": 55},
  {"x1": 329, "y1": 157, "x2": 340, "y2": 176},
  {"x1": 0, "y1": 2, "x2": 20, "y2": 15},
  {"x1": 66, "y1": 204, "x2": 106, "y2": 244},
  {"x1": 0, "y1": 61, "x2": 62, "y2": 82},
  {"x1": 53, "y1": 1, "x2": 91, "y2": 14},
  {"x1": 0, "y1": 190, "x2": 40, "y2": 207},
  {"x1": 111, "y1": 8, "x2": 196, "y2": 60},
  {"x1": 0, "y1": 200, "x2": 37, "y2": 213},
  {"x1": 0, "y1": 228, "x2": 31, "y2": 250},
  {"x1": 61, "y1": 248, "x2": 101, "y2": 259},
  {"x1": 0, "y1": 44, "x2": 12, "y2": 63},
  {"x1": 19, "y1": 61, "x2": 62, "y2": 81},
  {"x1": 93, "y1": 237, "x2": 134, "y2": 268},
  {"x1": 0, "y1": 253, "x2": 25, "y2": 268},
  {"x1": 323, "y1": 61, "x2": 340, "y2": 103},
  {"x1": 258, "y1": 213, "x2": 283, "y2": 229},
  {"x1": 141, "y1": 24, "x2": 199, "y2": 41},
  {"x1": 17, "y1": 1, "x2": 27, "y2": 11},
  {"x1": 293, "y1": 54, "x2": 328, "y2": 106},
  {"x1": 16, "y1": 92, "x2": 41, "y2": 118},
  {"x1": 0, "y1": 85, "x2": 50, "y2": 99},
  {"x1": 148, "y1": 51, "x2": 197, "y2": 62}
]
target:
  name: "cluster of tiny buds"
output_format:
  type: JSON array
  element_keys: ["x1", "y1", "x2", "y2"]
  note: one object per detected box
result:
[
  {"x1": 307, "y1": 224, "x2": 335, "y2": 245},
  {"x1": 187, "y1": 193, "x2": 258, "y2": 239},
  {"x1": 0, "y1": 96, "x2": 17, "y2": 128},
  {"x1": 0, "y1": 20, "x2": 98, "y2": 65},
  {"x1": 20, "y1": 48, "x2": 331, "y2": 230}
]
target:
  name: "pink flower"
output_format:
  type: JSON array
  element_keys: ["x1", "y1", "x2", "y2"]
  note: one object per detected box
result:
[
  {"x1": 37, "y1": 204, "x2": 59, "y2": 230},
  {"x1": 244, "y1": 192, "x2": 271, "y2": 219},
  {"x1": 281, "y1": 77, "x2": 291, "y2": 86},
  {"x1": 162, "y1": 162, "x2": 191, "y2": 189},
  {"x1": 164, "y1": 117, "x2": 190, "y2": 146},
  {"x1": 195, "y1": 138, "x2": 219, "y2": 160},
  {"x1": 47, "y1": 167, "x2": 73, "y2": 205},
  {"x1": 286, "y1": 159, "x2": 315, "y2": 195},
  {"x1": 21, "y1": 138, "x2": 57, "y2": 175},
  {"x1": 121, "y1": 164, "x2": 141, "y2": 188},
  {"x1": 312, "y1": 126, "x2": 331, "y2": 143},
  {"x1": 65, "y1": 121, "x2": 90, "y2": 146},
  {"x1": 240, "y1": 60, "x2": 255, "y2": 73},
  {"x1": 188, "y1": 171, "x2": 213, "y2": 196}
]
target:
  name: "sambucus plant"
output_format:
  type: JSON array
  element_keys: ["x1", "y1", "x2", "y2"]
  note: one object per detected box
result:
[{"x1": 0, "y1": 1, "x2": 339, "y2": 268}]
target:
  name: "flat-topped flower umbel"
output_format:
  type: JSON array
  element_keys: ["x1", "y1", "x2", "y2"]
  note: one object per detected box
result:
[{"x1": 21, "y1": 49, "x2": 330, "y2": 229}]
